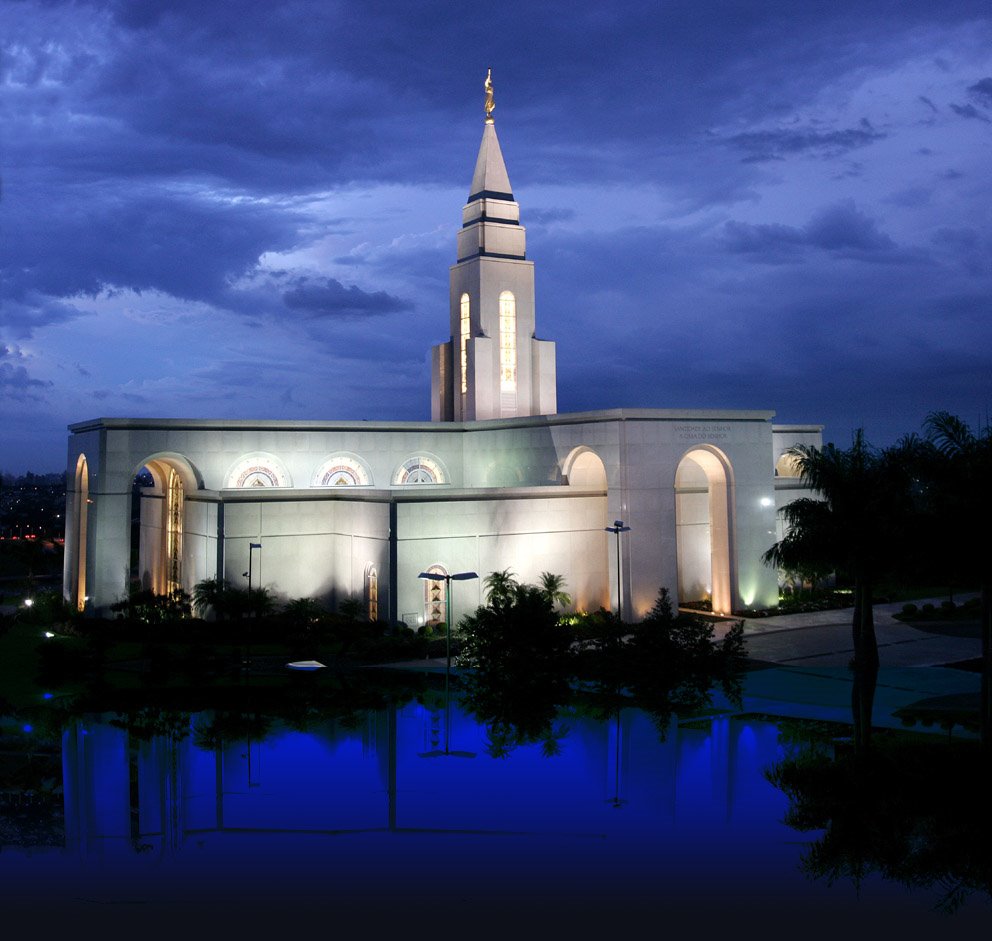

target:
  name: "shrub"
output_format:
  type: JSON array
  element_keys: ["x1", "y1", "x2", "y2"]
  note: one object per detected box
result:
[{"x1": 901, "y1": 603, "x2": 918, "y2": 617}]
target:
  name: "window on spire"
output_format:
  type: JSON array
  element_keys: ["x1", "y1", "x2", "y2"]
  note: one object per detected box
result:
[
  {"x1": 460, "y1": 293, "x2": 470, "y2": 395},
  {"x1": 499, "y1": 290, "x2": 516, "y2": 392}
]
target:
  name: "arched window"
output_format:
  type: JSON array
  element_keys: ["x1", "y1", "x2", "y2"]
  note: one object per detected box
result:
[
  {"x1": 366, "y1": 564, "x2": 379, "y2": 622},
  {"x1": 424, "y1": 564, "x2": 447, "y2": 626},
  {"x1": 313, "y1": 456, "x2": 371, "y2": 487},
  {"x1": 460, "y1": 293, "x2": 470, "y2": 396},
  {"x1": 393, "y1": 456, "x2": 446, "y2": 485},
  {"x1": 499, "y1": 290, "x2": 516, "y2": 392}
]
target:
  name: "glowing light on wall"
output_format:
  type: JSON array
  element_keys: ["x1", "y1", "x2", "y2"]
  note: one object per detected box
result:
[{"x1": 499, "y1": 290, "x2": 516, "y2": 392}]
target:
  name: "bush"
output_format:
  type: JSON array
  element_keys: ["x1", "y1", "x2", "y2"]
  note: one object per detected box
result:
[{"x1": 901, "y1": 603, "x2": 918, "y2": 617}]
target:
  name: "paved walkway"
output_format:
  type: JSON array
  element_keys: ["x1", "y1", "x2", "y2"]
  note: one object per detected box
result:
[{"x1": 716, "y1": 596, "x2": 984, "y2": 736}]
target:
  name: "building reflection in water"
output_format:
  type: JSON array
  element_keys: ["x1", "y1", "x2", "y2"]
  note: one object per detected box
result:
[{"x1": 59, "y1": 702, "x2": 791, "y2": 865}]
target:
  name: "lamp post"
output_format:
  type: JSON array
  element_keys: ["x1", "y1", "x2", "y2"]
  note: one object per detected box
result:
[
  {"x1": 242, "y1": 542, "x2": 262, "y2": 670},
  {"x1": 418, "y1": 570, "x2": 479, "y2": 672},
  {"x1": 246, "y1": 542, "x2": 262, "y2": 615},
  {"x1": 604, "y1": 520, "x2": 631, "y2": 623}
]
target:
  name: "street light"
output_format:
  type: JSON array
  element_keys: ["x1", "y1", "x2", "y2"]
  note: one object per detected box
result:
[
  {"x1": 417, "y1": 570, "x2": 479, "y2": 672},
  {"x1": 604, "y1": 520, "x2": 631, "y2": 623},
  {"x1": 246, "y1": 542, "x2": 262, "y2": 615},
  {"x1": 243, "y1": 542, "x2": 262, "y2": 670}
]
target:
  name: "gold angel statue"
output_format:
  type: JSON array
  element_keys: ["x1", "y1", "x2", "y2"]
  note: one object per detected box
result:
[{"x1": 484, "y1": 68, "x2": 495, "y2": 120}]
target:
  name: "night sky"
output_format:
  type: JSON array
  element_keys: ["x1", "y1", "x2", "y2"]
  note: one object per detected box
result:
[{"x1": 2, "y1": 0, "x2": 990, "y2": 474}]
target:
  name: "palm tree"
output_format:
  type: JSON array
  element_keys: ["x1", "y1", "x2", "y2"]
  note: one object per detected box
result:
[
  {"x1": 483, "y1": 569, "x2": 518, "y2": 607},
  {"x1": 924, "y1": 411, "x2": 992, "y2": 753},
  {"x1": 538, "y1": 572, "x2": 572, "y2": 611},
  {"x1": 763, "y1": 430, "x2": 921, "y2": 750}
]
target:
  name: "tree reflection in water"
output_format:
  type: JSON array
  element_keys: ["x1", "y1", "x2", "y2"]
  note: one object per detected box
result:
[{"x1": 767, "y1": 734, "x2": 992, "y2": 914}]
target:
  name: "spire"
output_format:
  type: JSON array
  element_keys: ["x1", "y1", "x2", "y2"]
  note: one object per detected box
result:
[
  {"x1": 468, "y1": 123, "x2": 513, "y2": 201},
  {"x1": 468, "y1": 71, "x2": 512, "y2": 202}
]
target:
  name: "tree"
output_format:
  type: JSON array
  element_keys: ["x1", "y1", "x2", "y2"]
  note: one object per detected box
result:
[
  {"x1": 923, "y1": 411, "x2": 992, "y2": 754},
  {"x1": 482, "y1": 568, "x2": 518, "y2": 607},
  {"x1": 763, "y1": 430, "x2": 922, "y2": 751},
  {"x1": 538, "y1": 572, "x2": 571, "y2": 611}
]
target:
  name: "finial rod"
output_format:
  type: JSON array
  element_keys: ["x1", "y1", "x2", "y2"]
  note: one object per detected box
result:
[{"x1": 484, "y1": 68, "x2": 495, "y2": 123}]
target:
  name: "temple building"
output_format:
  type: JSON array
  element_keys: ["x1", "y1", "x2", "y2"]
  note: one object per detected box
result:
[{"x1": 62, "y1": 76, "x2": 821, "y2": 624}]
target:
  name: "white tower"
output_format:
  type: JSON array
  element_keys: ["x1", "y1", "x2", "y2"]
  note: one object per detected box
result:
[{"x1": 431, "y1": 71, "x2": 557, "y2": 422}]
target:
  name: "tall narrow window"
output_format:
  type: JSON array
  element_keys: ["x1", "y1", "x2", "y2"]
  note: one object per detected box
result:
[
  {"x1": 73, "y1": 454, "x2": 89, "y2": 612},
  {"x1": 366, "y1": 564, "x2": 379, "y2": 622},
  {"x1": 499, "y1": 290, "x2": 516, "y2": 392},
  {"x1": 165, "y1": 467, "x2": 183, "y2": 595},
  {"x1": 460, "y1": 293, "x2": 470, "y2": 395},
  {"x1": 424, "y1": 564, "x2": 447, "y2": 625}
]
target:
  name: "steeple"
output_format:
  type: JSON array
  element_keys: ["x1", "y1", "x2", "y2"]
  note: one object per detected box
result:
[{"x1": 430, "y1": 72, "x2": 557, "y2": 423}]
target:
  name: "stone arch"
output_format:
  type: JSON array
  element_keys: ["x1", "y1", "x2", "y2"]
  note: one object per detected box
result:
[
  {"x1": 131, "y1": 453, "x2": 201, "y2": 597},
  {"x1": 561, "y1": 446, "x2": 611, "y2": 613},
  {"x1": 392, "y1": 453, "x2": 449, "y2": 486},
  {"x1": 225, "y1": 453, "x2": 292, "y2": 489},
  {"x1": 70, "y1": 453, "x2": 89, "y2": 612},
  {"x1": 562, "y1": 446, "x2": 608, "y2": 489},
  {"x1": 674, "y1": 445, "x2": 736, "y2": 615},
  {"x1": 312, "y1": 453, "x2": 373, "y2": 487}
]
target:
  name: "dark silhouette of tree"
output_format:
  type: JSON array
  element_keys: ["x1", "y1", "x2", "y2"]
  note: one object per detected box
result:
[
  {"x1": 924, "y1": 411, "x2": 992, "y2": 755},
  {"x1": 538, "y1": 571, "x2": 572, "y2": 610},
  {"x1": 482, "y1": 568, "x2": 518, "y2": 606},
  {"x1": 457, "y1": 583, "x2": 571, "y2": 755},
  {"x1": 763, "y1": 430, "x2": 923, "y2": 751}
]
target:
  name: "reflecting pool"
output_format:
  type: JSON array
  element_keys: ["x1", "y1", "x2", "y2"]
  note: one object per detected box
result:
[{"x1": 1, "y1": 668, "x2": 990, "y2": 935}]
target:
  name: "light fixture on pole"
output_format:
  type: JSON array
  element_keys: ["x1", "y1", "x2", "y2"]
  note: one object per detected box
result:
[
  {"x1": 604, "y1": 520, "x2": 631, "y2": 623},
  {"x1": 417, "y1": 570, "x2": 479, "y2": 672}
]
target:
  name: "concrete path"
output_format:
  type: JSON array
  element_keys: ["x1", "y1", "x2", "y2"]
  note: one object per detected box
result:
[
  {"x1": 734, "y1": 595, "x2": 981, "y2": 668},
  {"x1": 713, "y1": 596, "x2": 984, "y2": 736}
]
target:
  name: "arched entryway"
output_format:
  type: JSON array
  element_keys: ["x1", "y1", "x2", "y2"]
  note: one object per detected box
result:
[
  {"x1": 675, "y1": 447, "x2": 736, "y2": 615},
  {"x1": 131, "y1": 456, "x2": 198, "y2": 597},
  {"x1": 562, "y1": 446, "x2": 610, "y2": 613},
  {"x1": 70, "y1": 454, "x2": 89, "y2": 611}
]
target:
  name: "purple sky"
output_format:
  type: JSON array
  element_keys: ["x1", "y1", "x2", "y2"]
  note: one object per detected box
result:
[{"x1": 2, "y1": 0, "x2": 990, "y2": 474}]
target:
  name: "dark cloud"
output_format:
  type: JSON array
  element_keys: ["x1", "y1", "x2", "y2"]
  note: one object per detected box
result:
[
  {"x1": 804, "y1": 200, "x2": 895, "y2": 252},
  {"x1": 282, "y1": 278, "x2": 413, "y2": 318},
  {"x1": 721, "y1": 201, "x2": 895, "y2": 259},
  {"x1": 968, "y1": 77, "x2": 992, "y2": 104},
  {"x1": 2, "y1": 184, "x2": 305, "y2": 311},
  {"x1": 918, "y1": 95, "x2": 939, "y2": 113},
  {"x1": 0, "y1": 350, "x2": 52, "y2": 401},
  {"x1": 728, "y1": 124, "x2": 885, "y2": 163},
  {"x1": 949, "y1": 102, "x2": 990, "y2": 122}
]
